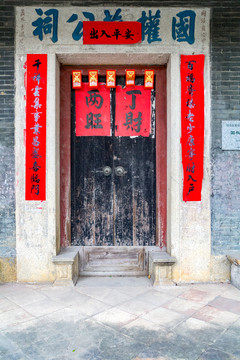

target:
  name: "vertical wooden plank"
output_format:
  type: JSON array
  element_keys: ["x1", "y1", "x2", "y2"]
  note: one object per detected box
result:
[
  {"x1": 71, "y1": 78, "x2": 114, "y2": 246},
  {"x1": 71, "y1": 86, "x2": 97, "y2": 245},
  {"x1": 94, "y1": 136, "x2": 114, "y2": 246},
  {"x1": 60, "y1": 68, "x2": 71, "y2": 247},
  {"x1": 114, "y1": 76, "x2": 156, "y2": 247},
  {"x1": 74, "y1": 137, "x2": 97, "y2": 245},
  {"x1": 132, "y1": 137, "x2": 143, "y2": 246},
  {"x1": 131, "y1": 76, "x2": 156, "y2": 246},
  {"x1": 113, "y1": 137, "x2": 134, "y2": 246},
  {"x1": 94, "y1": 85, "x2": 114, "y2": 245},
  {"x1": 156, "y1": 68, "x2": 167, "y2": 248},
  {"x1": 132, "y1": 137, "x2": 156, "y2": 246}
]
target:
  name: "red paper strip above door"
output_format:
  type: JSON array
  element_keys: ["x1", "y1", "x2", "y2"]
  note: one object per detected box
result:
[{"x1": 83, "y1": 21, "x2": 142, "y2": 45}]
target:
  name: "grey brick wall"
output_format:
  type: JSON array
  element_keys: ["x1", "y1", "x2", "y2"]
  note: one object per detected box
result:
[
  {"x1": 210, "y1": 3, "x2": 240, "y2": 254},
  {"x1": 0, "y1": 2, "x2": 15, "y2": 258},
  {"x1": 0, "y1": 0, "x2": 239, "y2": 258}
]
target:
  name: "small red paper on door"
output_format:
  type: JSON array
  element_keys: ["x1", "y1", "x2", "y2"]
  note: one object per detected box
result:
[
  {"x1": 83, "y1": 21, "x2": 142, "y2": 45},
  {"x1": 75, "y1": 83, "x2": 111, "y2": 136},
  {"x1": 72, "y1": 71, "x2": 82, "y2": 89},
  {"x1": 106, "y1": 70, "x2": 116, "y2": 88},
  {"x1": 144, "y1": 70, "x2": 154, "y2": 89},
  {"x1": 115, "y1": 85, "x2": 151, "y2": 137},
  {"x1": 126, "y1": 70, "x2": 135, "y2": 86},
  {"x1": 88, "y1": 70, "x2": 98, "y2": 88}
]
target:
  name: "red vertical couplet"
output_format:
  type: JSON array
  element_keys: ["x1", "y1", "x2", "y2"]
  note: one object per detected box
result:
[
  {"x1": 115, "y1": 85, "x2": 151, "y2": 137},
  {"x1": 25, "y1": 54, "x2": 47, "y2": 200},
  {"x1": 75, "y1": 83, "x2": 111, "y2": 136},
  {"x1": 181, "y1": 55, "x2": 205, "y2": 201}
]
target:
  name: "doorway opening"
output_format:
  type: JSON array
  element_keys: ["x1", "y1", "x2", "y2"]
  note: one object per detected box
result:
[{"x1": 60, "y1": 66, "x2": 167, "y2": 275}]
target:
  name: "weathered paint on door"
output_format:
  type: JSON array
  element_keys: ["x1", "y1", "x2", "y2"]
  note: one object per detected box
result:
[
  {"x1": 71, "y1": 75, "x2": 156, "y2": 246},
  {"x1": 60, "y1": 66, "x2": 167, "y2": 251}
]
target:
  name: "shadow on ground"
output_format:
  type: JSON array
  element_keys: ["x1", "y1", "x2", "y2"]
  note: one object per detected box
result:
[{"x1": 1, "y1": 315, "x2": 240, "y2": 360}]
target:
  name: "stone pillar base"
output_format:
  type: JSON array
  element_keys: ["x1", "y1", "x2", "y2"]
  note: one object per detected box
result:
[
  {"x1": 149, "y1": 251, "x2": 176, "y2": 286},
  {"x1": 227, "y1": 252, "x2": 240, "y2": 290},
  {"x1": 52, "y1": 247, "x2": 79, "y2": 286}
]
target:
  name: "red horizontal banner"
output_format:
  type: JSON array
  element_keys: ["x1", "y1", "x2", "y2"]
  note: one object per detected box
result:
[
  {"x1": 83, "y1": 21, "x2": 142, "y2": 45},
  {"x1": 181, "y1": 54, "x2": 205, "y2": 201}
]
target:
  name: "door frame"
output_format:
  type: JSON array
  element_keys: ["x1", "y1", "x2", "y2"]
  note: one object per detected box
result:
[{"x1": 60, "y1": 65, "x2": 167, "y2": 252}]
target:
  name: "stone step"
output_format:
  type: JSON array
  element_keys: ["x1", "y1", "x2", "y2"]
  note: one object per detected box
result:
[
  {"x1": 52, "y1": 247, "x2": 79, "y2": 286},
  {"x1": 148, "y1": 251, "x2": 177, "y2": 286}
]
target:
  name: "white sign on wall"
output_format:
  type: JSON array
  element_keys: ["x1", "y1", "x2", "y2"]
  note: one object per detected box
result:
[{"x1": 222, "y1": 121, "x2": 240, "y2": 150}]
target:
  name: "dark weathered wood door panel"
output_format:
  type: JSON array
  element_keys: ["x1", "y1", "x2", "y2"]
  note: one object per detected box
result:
[
  {"x1": 113, "y1": 137, "x2": 134, "y2": 246},
  {"x1": 71, "y1": 136, "x2": 114, "y2": 246},
  {"x1": 113, "y1": 137, "x2": 156, "y2": 246},
  {"x1": 71, "y1": 75, "x2": 156, "y2": 247}
]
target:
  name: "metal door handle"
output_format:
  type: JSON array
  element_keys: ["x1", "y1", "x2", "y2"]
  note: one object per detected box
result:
[
  {"x1": 102, "y1": 166, "x2": 112, "y2": 176},
  {"x1": 115, "y1": 166, "x2": 127, "y2": 177}
]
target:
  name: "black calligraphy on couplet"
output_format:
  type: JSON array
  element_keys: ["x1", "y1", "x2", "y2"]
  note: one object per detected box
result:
[
  {"x1": 181, "y1": 55, "x2": 205, "y2": 201},
  {"x1": 26, "y1": 54, "x2": 47, "y2": 200}
]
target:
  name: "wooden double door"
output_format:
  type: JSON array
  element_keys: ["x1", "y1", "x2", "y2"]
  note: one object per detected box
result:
[{"x1": 71, "y1": 71, "x2": 157, "y2": 248}]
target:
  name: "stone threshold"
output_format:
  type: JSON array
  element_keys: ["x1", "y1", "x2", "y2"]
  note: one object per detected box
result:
[
  {"x1": 148, "y1": 250, "x2": 177, "y2": 286},
  {"x1": 52, "y1": 246, "x2": 177, "y2": 286}
]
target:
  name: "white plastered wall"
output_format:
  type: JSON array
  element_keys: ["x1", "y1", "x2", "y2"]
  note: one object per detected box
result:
[
  {"x1": 15, "y1": 6, "x2": 229, "y2": 282},
  {"x1": 15, "y1": 54, "x2": 60, "y2": 282}
]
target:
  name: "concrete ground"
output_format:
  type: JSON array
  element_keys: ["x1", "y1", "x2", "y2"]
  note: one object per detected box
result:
[{"x1": 0, "y1": 278, "x2": 240, "y2": 360}]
